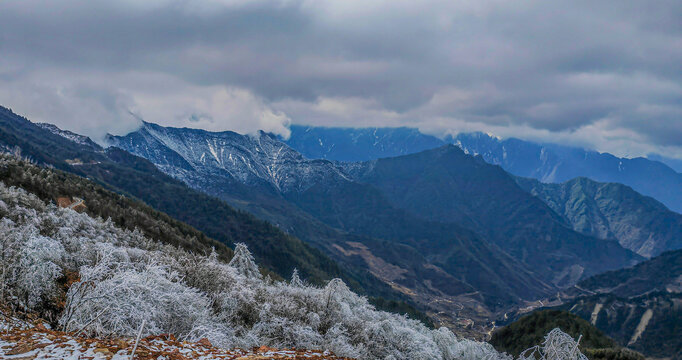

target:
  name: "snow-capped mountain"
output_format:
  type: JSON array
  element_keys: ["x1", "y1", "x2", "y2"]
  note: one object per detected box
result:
[
  {"x1": 37, "y1": 122, "x2": 101, "y2": 150},
  {"x1": 92, "y1": 119, "x2": 652, "y2": 337},
  {"x1": 283, "y1": 125, "x2": 445, "y2": 162},
  {"x1": 107, "y1": 122, "x2": 349, "y2": 194},
  {"x1": 107, "y1": 121, "x2": 640, "y2": 283}
]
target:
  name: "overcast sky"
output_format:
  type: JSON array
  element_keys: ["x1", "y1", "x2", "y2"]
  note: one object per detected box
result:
[{"x1": 1, "y1": 0, "x2": 681, "y2": 158}]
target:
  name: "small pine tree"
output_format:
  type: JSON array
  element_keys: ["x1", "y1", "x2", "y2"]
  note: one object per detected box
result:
[
  {"x1": 228, "y1": 243, "x2": 262, "y2": 279},
  {"x1": 290, "y1": 268, "x2": 304, "y2": 287}
]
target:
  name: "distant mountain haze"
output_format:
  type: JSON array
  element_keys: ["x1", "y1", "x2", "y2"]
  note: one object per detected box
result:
[
  {"x1": 646, "y1": 153, "x2": 682, "y2": 173},
  {"x1": 283, "y1": 126, "x2": 682, "y2": 213},
  {"x1": 452, "y1": 133, "x2": 682, "y2": 214}
]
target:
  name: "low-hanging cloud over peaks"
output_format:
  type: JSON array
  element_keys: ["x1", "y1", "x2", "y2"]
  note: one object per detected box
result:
[{"x1": 0, "y1": 0, "x2": 680, "y2": 157}]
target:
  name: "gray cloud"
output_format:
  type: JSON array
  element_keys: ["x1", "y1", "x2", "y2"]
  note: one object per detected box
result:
[{"x1": 0, "y1": 0, "x2": 680, "y2": 157}]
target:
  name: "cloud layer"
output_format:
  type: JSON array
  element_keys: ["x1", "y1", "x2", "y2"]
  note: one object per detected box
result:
[{"x1": 0, "y1": 0, "x2": 680, "y2": 157}]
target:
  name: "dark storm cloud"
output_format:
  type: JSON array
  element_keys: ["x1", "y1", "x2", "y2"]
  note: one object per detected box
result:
[{"x1": 0, "y1": 0, "x2": 680, "y2": 156}]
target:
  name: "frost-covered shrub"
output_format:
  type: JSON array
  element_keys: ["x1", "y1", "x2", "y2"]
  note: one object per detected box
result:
[
  {"x1": 61, "y1": 261, "x2": 212, "y2": 337},
  {"x1": 518, "y1": 328, "x2": 588, "y2": 360},
  {"x1": 0, "y1": 212, "x2": 65, "y2": 312},
  {"x1": 323, "y1": 323, "x2": 362, "y2": 359},
  {"x1": 17, "y1": 234, "x2": 65, "y2": 309},
  {"x1": 175, "y1": 251, "x2": 241, "y2": 296},
  {"x1": 184, "y1": 319, "x2": 236, "y2": 348},
  {"x1": 433, "y1": 327, "x2": 511, "y2": 360}
]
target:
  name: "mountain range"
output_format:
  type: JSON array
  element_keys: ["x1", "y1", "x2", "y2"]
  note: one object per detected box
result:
[
  {"x1": 3, "y1": 105, "x2": 680, "y2": 348},
  {"x1": 284, "y1": 125, "x2": 446, "y2": 162},
  {"x1": 0, "y1": 106, "x2": 393, "y2": 299},
  {"x1": 106, "y1": 122, "x2": 547, "y2": 334},
  {"x1": 105, "y1": 120, "x2": 663, "y2": 337},
  {"x1": 646, "y1": 153, "x2": 682, "y2": 173},
  {"x1": 284, "y1": 126, "x2": 682, "y2": 214}
]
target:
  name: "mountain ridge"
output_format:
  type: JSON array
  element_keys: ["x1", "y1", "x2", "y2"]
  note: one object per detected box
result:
[
  {"x1": 452, "y1": 132, "x2": 682, "y2": 213},
  {"x1": 516, "y1": 176, "x2": 682, "y2": 258},
  {"x1": 282, "y1": 126, "x2": 682, "y2": 213},
  {"x1": 108, "y1": 122, "x2": 558, "y2": 335},
  {"x1": 0, "y1": 105, "x2": 387, "y2": 295},
  {"x1": 551, "y1": 249, "x2": 682, "y2": 358},
  {"x1": 339, "y1": 145, "x2": 641, "y2": 287}
]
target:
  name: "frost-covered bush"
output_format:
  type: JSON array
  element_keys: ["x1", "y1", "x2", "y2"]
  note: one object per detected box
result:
[
  {"x1": 60, "y1": 261, "x2": 212, "y2": 337},
  {"x1": 0, "y1": 179, "x2": 588, "y2": 360},
  {"x1": 518, "y1": 328, "x2": 588, "y2": 360},
  {"x1": 17, "y1": 234, "x2": 65, "y2": 309},
  {"x1": 0, "y1": 203, "x2": 65, "y2": 311}
]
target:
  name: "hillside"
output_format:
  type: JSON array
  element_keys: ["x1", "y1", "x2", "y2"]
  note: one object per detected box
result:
[
  {"x1": 575, "y1": 248, "x2": 682, "y2": 297},
  {"x1": 556, "y1": 293, "x2": 682, "y2": 359},
  {"x1": 108, "y1": 122, "x2": 552, "y2": 336},
  {"x1": 0, "y1": 175, "x2": 520, "y2": 359},
  {"x1": 516, "y1": 177, "x2": 682, "y2": 258},
  {"x1": 490, "y1": 310, "x2": 643, "y2": 360},
  {"x1": 541, "y1": 249, "x2": 682, "y2": 358},
  {"x1": 343, "y1": 146, "x2": 640, "y2": 287},
  {"x1": 453, "y1": 132, "x2": 682, "y2": 214},
  {"x1": 0, "y1": 105, "x2": 383, "y2": 294},
  {"x1": 108, "y1": 121, "x2": 647, "y2": 340},
  {"x1": 0, "y1": 153, "x2": 233, "y2": 262}
]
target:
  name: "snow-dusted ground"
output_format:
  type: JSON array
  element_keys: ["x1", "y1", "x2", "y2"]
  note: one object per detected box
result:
[{"x1": 0, "y1": 315, "x2": 349, "y2": 360}]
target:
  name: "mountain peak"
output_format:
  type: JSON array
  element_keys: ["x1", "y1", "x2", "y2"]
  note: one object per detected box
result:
[
  {"x1": 36, "y1": 122, "x2": 101, "y2": 150},
  {"x1": 108, "y1": 123, "x2": 346, "y2": 193}
]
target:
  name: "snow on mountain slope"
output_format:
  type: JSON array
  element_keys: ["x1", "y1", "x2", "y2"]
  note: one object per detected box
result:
[
  {"x1": 37, "y1": 122, "x2": 101, "y2": 150},
  {"x1": 108, "y1": 122, "x2": 349, "y2": 194},
  {"x1": 283, "y1": 125, "x2": 446, "y2": 162}
]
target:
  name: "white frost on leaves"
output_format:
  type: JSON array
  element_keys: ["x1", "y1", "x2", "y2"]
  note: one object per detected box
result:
[
  {"x1": 17, "y1": 235, "x2": 65, "y2": 309},
  {"x1": 229, "y1": 243, "x2": 262, "y2": 279},
  {"x1": 518, "y1": 328, "x2": 588, "y2": 360}
]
